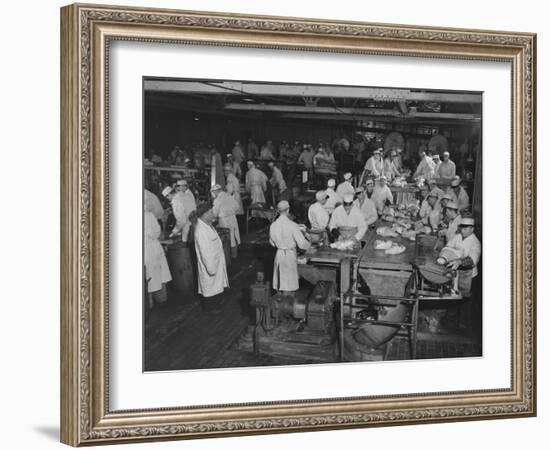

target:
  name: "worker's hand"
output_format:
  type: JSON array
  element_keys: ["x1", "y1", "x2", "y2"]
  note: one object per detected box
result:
[{"x1": 447, "y1": 259, "x2": 462, "y2": 270}]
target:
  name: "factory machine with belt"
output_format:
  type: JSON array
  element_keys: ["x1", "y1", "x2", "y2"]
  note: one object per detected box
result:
[{"x1": 240, "y1": 220, "x2": 463, "y2": 363}]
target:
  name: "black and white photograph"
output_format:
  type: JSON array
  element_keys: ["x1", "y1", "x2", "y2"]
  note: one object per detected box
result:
[{"x1": 143, "y1": 78, "x2": 482, "y2": 371}]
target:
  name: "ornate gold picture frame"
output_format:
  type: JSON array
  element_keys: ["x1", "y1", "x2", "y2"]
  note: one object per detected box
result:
[{"x1": 60, "y1": 3, "x2": 536, "y2": 446}]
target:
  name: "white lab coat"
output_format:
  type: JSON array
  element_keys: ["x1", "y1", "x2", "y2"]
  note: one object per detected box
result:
[
  {"x1": 354, "y1": 197, "x2": 378, "y2": 226},
  {"x1": 383, "y1": 158, "x2": 400, "y2": 181},
  {"x1": 329, "y1": 205, "x2": 367, "y2": 241},
  {"x1": 270, "y1": 166, "x2": 287, "y2": 193},
  {"x1": 445, "y1": 214, "x2": 462, "y2": 243},
  {"x1": 422, "y1": 203, "x2": 442, "y2": 229},
  {"x1": 225, "y1": 173, "x2": 244, "y2": 215},
  {"x1": 364, "y1": 156, "x2": 384, "y2": 177},
  {"x1": 144, "y1": 211, "x2": 172, "y2": 293},
  {"x1": 447, "y1": 186, "x2": 470, "y2": 212},
  {"x1": 414, "y1": 156, "x2": 435, "y2": 179},
  {"x1": 372, "y1": 185, "x2": 394, "y2": 214},
  {"x1": 171, "y1": 192, "x2": 190, "y2": 242},
  {"x1": 269, "y1": 215, "x2": 311, "y2": 291},
  {"x1": 437, "y1": 160, "x2": 456, "y2": 179},
  {"x1": 194, "y1": 219, "x2": 229, "y2": 297},
  {"x1": 144, "y1": 189, "x2": 164, "y2": 219},
  {"x1": 336, "y1": 181, "x2": 355, "y2": 199},
  {"x1": 324, "y1": 188, "x2": 342, "y2": 214},
  {"x1": 245, "y1": 167, "x2": 268, "y2": 204},
  {"x1": 213, "y1": 191, "x2": 241, "y2": 248},
  {"x1": 308, "y1": 202, "x2": 330, "y2": 230},
  {"x1": 444, "y1": 233, "x2": 481, "y2": 277}
]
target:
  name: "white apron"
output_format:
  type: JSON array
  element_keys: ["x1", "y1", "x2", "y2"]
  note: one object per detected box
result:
[
  {"x1": 144, "y1": 212, "x2": 172, "y2": 293},
  {"x1": 194, "y1": 219, "x2": 229, "y2": 297}
]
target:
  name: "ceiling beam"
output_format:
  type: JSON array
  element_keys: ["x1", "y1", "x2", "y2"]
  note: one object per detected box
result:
[
  {"x1": 225, "y1": 103, "x2": 400, "y2": 115},
  {"x1": 144, "y1": 80, "x2": 481, "y2": 103}
]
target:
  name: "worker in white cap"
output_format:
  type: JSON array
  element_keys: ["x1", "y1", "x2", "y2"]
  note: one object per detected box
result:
[
  {"x1": 328, "y1": 194, "x2": 367, "y2": 242},
  {"x1": 354, "y1": 186, "x2": 378, "y2": 227},
  {"x1": 144, "y1": 206, "x2": 172, "y2": 309},
  {"x1": 190, "y1": 204, "x2": 229, "y2": 308},
  {"x1": 420, "y1": 190, "x2": 442, "y2": 230},
  {"x1": 162, "y1": 186, "x2": 192, "y2": 242},
  {"x1": 308, "y1": 191, "x2": 330, "y2": 231},
  {"x1": 144, "y1": 188, "x2": 164, "y2": 220},
  {"x1": 226, "y1": 153, "x2": 242, "y2": 180},
  {"x1": 440, "y1": 200, "x2": 462, "y2": 243},
  {"x1": 231, "y1": 140, "x2": 245, "y2": 166},
  {"x1": 210, "y1": 184, "x2": 240, "y2": 259},
  {"x1": 383, "y1": 150, "x2": 400, "y2": 182},
  {"x1": 336, "y1": 172, "x2": 355, "y2": 199},
  {"x1": 245, "y1": 160, "x2": 268, "y2": 204},
  {"x1": 439, "y1": 216, "x2": 481, "y2": 300},
  {"x1": 427, "y1": 178, "x2": 444, "y2": 199},
  {"x1": 324, "y1": 178, "x2": 342, "y2": 214},
  {"x1": 414, "y1": 149, "x2": 436, "y2": 180},
  {"x1": 175, "y1": 179, "x2": 197, "y2": 212},
  {"x1": 437, "y1": 151, "x2": 456, "y2": 179},
  {"x1": 361, "y1": 148, "x2": 384, "y2": 182},
  {"x1": 446, "y1": 176, "x2": 470, "y2": 212},
  {"x1": 269, "y1": 200, "x2": 311, "y2": 295},
  {"x1": 372, "y1": 175, "x2": 394, "y2": 214},
  {"x1": 223, "y1": 163, "x2": 243, "y2": 215},
  {"x1": 267, "y1": 161, "x2": 288, "y2": 202}
]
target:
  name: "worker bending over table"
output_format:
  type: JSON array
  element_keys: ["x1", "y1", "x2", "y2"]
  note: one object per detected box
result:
[
  {"x1": 210, "y1": 184, "x2": 240, "y2": 259},
  {"x1": 308, "y1": 190, "x2": 330, "y2": 231},
  {"x1": 328, "y1": 194, "x2": 367, "y2": 243},
  {"x1": 269, "y1": 200, "x2": 311, "y2": 296}
]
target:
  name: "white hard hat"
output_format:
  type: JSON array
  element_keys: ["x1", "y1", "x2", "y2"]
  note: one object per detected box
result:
[
  {"x1": 451, "y1": 177, "x2": 461, "y2": 187},
  {"x1": 446, "y1": 201, "x2": 458, "y2": 210},
  {"x1": 315, "y1": 190, "x2": 328, "y2": 201},
  {"x1": 277, "y1": 200, "x2": 290, "y2": 212},
  {"x1": 176, "y1": 179, "x2": 188, "y2": 186},
  {"x1": 343, "y1": 194, "x2": 354, "y2": 204},
  {"x1": 365, "y1": 179, "x2": 374, "y2": 186},
  {"x1": 459, "y1": 217, "x2": 475, "y2": 227}
]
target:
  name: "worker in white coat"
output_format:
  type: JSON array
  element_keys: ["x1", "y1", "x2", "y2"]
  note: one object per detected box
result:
[
  {"x1": 414, "y1": 150, "x2": 435, "y2": 180},
  {"x1": 211, "y1": 184, "x2": 240, "y2": 259},
  {"x1": 363, "y1": 148, "x2": 384, "y2": 178},
  {"x1": 175, "y1": 179, "x2": 197, "y2": 212},
  {"x1": 226, "y1": 153, "x2": 242, "y2": 180},
  {"x1": 439, "y1": 216, "x2": 481, "y2": 300},
  {"x1": 329, "y1": 194, "x2": 367, "y2": 242},
  {"x1": 420, "y1": 190, "x2": 442, "y2": 230},
  {"x1": 267, "y1": 161, "x2": 288, "y2": 202},
  {"x1": 245, "y1": 160, "x2": 268, "y2": 204},
  {"x1": 383, "y1": 150, "x2": 400, "y2": 182},
  {"x1": 224, "y1": 163, "x2": 244, "y2": 215},
  {"x1": 269, "y1": 201, "x2": 311, "y2": 295},
  {"x1": 162, "y1": 186, "x2": 188, "y2": 242},
  {"x1": 336, "y1": 172, "x2": 355, "y2": 199},
  {"x1": 192, "y1": 205, "x2": 229, "y2": 309},
  {"x1": 324, "y1": 178, "x2": 342, "y2": 214},
  {"x1": 440, "y1": 201, "x2": 462, "y2": 243},
  {"x1": 308, "y1": 190, "x2": 330, "y2": 230},
  {"x1": 372, "y1": 176, "x2": 394, "y2": 214},
  {"x1": 447, "y1": 176, "x2": 470, "y2": 212},
  {"x1": 144, "y1": 188, "x2": 164, "y2": 220},
  {"x1": 437, "y1": 151, "x2": 456, "y2": 179},
  {"x1": 144, "y1": 210, "x2": 172, "y2": 308},
  {"x1": 353, "y1": 186, "x2": 378, "y2": 227}
]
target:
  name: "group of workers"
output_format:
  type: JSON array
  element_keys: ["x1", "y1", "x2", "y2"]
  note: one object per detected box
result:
[
  {"x1": 144, "y1": 138, "x2": 479, "y2": 313},
  {"x1": 268, "y1": 164, "x2": 478, "y2": 300},
  {"x1": 144, "y1": 163, "x2": 247, "y2": 312}
]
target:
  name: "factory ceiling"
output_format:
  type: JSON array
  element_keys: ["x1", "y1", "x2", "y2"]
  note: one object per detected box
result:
[{"x1": 144, "y1": 79, "x2": 482, "y2": 124}]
